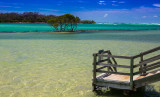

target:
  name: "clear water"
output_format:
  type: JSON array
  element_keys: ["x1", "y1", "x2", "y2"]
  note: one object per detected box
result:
[
  {"x1": 0, "y1": 23, "x2": 160, "y2": 31},
  {"x1": 0, "y1": 24, "x2": 160, "y2": 97}
]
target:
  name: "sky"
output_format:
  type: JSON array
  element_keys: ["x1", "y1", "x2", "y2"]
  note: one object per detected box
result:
[{"x1": 0, "y1": 0, "x2": 160, "y2": 23}]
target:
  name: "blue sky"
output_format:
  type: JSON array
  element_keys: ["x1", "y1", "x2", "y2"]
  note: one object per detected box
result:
[{"x1": 0, "y1": 0, "x2": 160, "y2": 23}]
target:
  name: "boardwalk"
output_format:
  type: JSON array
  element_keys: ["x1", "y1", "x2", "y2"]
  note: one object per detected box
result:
[{"x1": 92, "y1": 46, "x2": 160, "y2": 93}]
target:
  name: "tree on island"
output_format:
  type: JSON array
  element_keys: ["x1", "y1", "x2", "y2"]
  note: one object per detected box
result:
[
  {"x1": 0, "y1": 12, "x2": 56, "y2": 23},
  {"x1": 47, "y1": 14, "x2": 80, "y2": 32},
  {"x1": 80, "y1": 20, "x2": 96, "y2": 24},
  {"x1": 0, "y1": 12, "x2": 96, "y2": 25}
]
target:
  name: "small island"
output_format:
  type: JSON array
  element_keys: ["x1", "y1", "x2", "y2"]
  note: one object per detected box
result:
[{"x1": 0, "y1": 12, "x2": 96, "y2": 33}]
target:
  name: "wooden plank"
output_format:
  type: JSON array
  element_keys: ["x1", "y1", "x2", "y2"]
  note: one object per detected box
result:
[
  {"x1": 148, "y1": 68, "x2": 160, "y2": 74},
  {"x1": 97, "y1": 77, "x2": 130, "y2": 85},
  {"x1": 97, "y1": 63, "x2": 130, "y2": 68},
  {"x1": 140, "y1": 46, "x2": 160, "y2": 55},
  {"x1": 97, "y1": 54, "x2": 132, "y2": 59},
  {"x1": 96, "y1": 65, "x2": 108, "y2": 70},
  {"x1": 96, "y1": 82, "x2": 131, "y2": 90},
  {"x1": 140, "y1": 55, "x2": 146, "y2": 74},
  {"x1": 130, "y1": 58, "x2": 134, "y2": 90},
  {"x1": 108, "y1": 51, "x2": 118, "y2": 64},
  {"x1": 102, "y1": 74, "x2": 130, "y2": 82},
  {"x1": 142, "y1": 54, "x2": 160, "y2": 63},
  {"x1": 143, "y1": 61, "x2": 160, "y2": 69},
  {"x1": 141, "y1": 64, "x2": 160, "y2": 73},
  {"x1": 108, "y1": 59, "x2": 117, "y2": 72},
  {"x1": 108, "y1": 51, "x2": 117, "y2": 72},
  {"x1": 96, "y1": 73, "x2": 109, "y2": 79},
  {"x1": 134, "y1": 71, "x2": 140, "y2": 75},
  {"x1": 134, "y1": 54, "x2": 160, "y2": 68},
  {"x1": 96, "y1": 70, "x2": 130, "y2": 75},
  {"x1": 102, "y1": 50, "x2": 110, "y2": 53},
  {"x1": 97, "y1": 59, "x2": 108, "y2": 63},
  {"x1": 92, "y1": 53, "x2": 97, "y2": 91},
  {"x1": 133, "y1": 46, "x2": 160, "y2": 59},
  {"x1": 134, "y1": 73, "x2": 160, "y2": 88}
]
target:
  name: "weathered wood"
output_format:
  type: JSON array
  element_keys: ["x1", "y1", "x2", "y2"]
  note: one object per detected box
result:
[
  {"x1": 97, "y1": 75, "x2": 130, "y2": 85},
  {"x1": 108, "y1": 58, "x2": 117, "y2": 72},
  {"x1": 93, "y1": 47, "x2": 160, "y2": 91},
  {"x1": 133, "y1": 71, "x2": 140, "y2": 75},
  {"x1": 102, "y1": 50, "x2": 110, "y2": 53},
  {"x1": 142, "y1": 61, "x2": 160, "y2": 69},
  {"x1": 96, "y1": 82, "x2": 131, "y2": 90},
  {"x1": 107, "y1": 57, "x2": 114, "y2": 72},
  {"x1": 97, "y1": 59, "x2": 109, "y2": 64},
  {"x1": 140, "y1": 55, "x2": 147, "y2": 74},
  {"x1": 108, "y1": 52, "x2": 117, "y2": 72},
  {"x1": 96, "y1": 70, "x2": 130, "y2": 75},
  {"x1": 108, "y1": 51, "x2": 118, "y2": 64},
  {"x1": 141, "y1": 63, "x2": 160, "y2": 73},
  {"x1": 97, "y1": 54, "x2": 132, "y2": 59},
  {"x1": 133, "y1": 46, "x2": 160, "y2": 59},
  {"x1": 148, "y1": 68, "x2": 160, "y2": 74},
  {"x1": 97, "y1": 63, "x2": 130, "y2": 68},
  {"x1": 96, "y1": 65, "x2": 108, "y2": 70},
  {"x1": 92, "y1": 53, "x2": 97, "y2": 91},
  {"x1": 134, "y1": 73, "x2": 160, "y2": 88},
  {"x1": 130, "y1": 58, "x2": 134, "y2": 90},
  {"x1": 134, "y1": 54, "x2": 160, "y2": 68},
  {"x1": 140, "y1": 46, "x2": 160, "y2": 55}
]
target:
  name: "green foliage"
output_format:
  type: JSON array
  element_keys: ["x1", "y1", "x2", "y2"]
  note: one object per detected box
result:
[
  {"x1": 80, "y1": 20, "x2": 96, "y2": 24},
  {"x1": 0, "y1": 12, "x2": 56, "y2": 23},
  {"x1": 47, "y1": 14, "x2": 81, "y2": 32}
]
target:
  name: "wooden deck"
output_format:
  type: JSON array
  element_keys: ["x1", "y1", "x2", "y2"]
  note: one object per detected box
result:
[
  {"x1": 97, "y1": 71, "x2": 159, "y2": 83},
  {"x1": 92, "y1": 46, "x2": 160, "y2": 91}
]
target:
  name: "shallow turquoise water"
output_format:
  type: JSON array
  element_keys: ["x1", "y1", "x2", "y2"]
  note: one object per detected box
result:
[
  {"x1": 0, "y1": 28, "x2": 160, "y2": 97},
  {"x1": 0, "y1": 23, "x2": 160, "y2": 31}
]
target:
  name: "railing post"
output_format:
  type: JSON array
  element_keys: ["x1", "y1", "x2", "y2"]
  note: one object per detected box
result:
[
  {"x1": 139, "y1": 55, "x2": 147, "y2": 75},
  {"x1": 108, "y1": 51, "x2": 117, "y2": 72},
  {"x1": 92, "y1": 53, "x2": 97, "y2": 91},
  {"x1": 141, "y1": 55, "x2": 147, "y2": 74},
  {"x1": 130, "y1": 58, "x2": 134, "y2": 90}
]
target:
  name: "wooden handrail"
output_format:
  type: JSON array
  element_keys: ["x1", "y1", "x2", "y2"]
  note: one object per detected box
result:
[
  {"x1": 108, "y1": 51, "x2": 118, "y2": 64},
  {"x1": 97, "y1": 59, "x2": 109, "y2": 64},
  {"x1": 134, "y1": 54, "x2": 160, "y2": 68},
  {"x1": 92, "y1": 47, "x2": 160, "y2": 91},
  {"x1": 141, "y1": 64, "x2": 160, "y2": 73},
  {"x1": 133, "y1": 46, "x2": 160, "y2": 59},
  {"x1": 97, "y1": 54, "x2": 132, "y2": 59},
  {"x1": 97, "y1": 63, "x2": 130, "y2": 68},
  {"x1": 142, "y1": 61, "x2": 160, "y2": 69}
]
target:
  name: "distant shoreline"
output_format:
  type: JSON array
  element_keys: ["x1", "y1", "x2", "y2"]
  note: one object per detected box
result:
[{"x1": 0, "y1": 29, "x2": 160, "y2": 33}]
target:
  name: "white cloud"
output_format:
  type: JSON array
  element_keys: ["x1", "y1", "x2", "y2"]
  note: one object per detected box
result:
[
  {"x1": 98, "y1": 1, "x2": 106, "y2": 5},
  {"x1": 99, "y1": 1, "x2": 105, "y2": 3},
  {"x1": 104, "y1": 14, "x2": 108, "y2": 17},
  {"x1": 112, "y1": 4, "x2": 118, "y2": 6},
  {"x1": 74, "y1": 7, "x2": 160, "y2": 23},
  {"x1": 153, "y1": 15, "x2": 158, "y2": 18},
  {"x1": 112, "y1": 1, "x2": 117, "y2": 3},
  {"x1": 153, "y1": 4, "x2": 160, "y2": 7},
  {"x1": 119, "y1": 1, "x2": 125, "y2": 4},
  {"x1": 142, "y1": 16, "x2": 147, "y2": 18}
]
